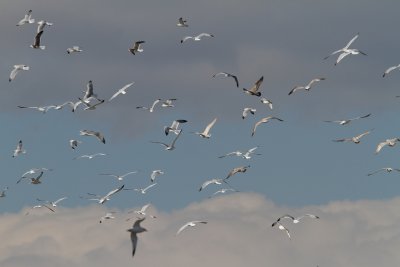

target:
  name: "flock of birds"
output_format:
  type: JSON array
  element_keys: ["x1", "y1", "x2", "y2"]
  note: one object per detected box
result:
[{"x1": 3, "y1": 9, "x2": 400, "y2": 261}]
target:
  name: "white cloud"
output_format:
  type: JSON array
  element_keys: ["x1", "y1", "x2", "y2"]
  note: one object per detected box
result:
[{"x1": 1, "y1": 193, "x2": 400, "y2": 267}]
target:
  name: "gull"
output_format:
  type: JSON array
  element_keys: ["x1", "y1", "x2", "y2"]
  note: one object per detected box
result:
[
  {"x1": 87, "y1": 184, "x2": 125, "y2": 204},
  {"x1": 193, "y1": 117, "x2": 217, "y2": 138},
  {"x1": 67, "y1": 46, "x2": 83, "y2": 54},
  {"x1": 151, "y1": 129, "x2": 183, "y2": 150},
  {"x1": 69, "y1": 139, "x2": 82, "y2": 149},
  {"x1": 127, "y1": 217, "x2": 147, "y2": 257},
  {"x1": 375, "y1": 138, "x2": 400, "y2": 154},
  {"x1": 225, "y1": 165, "x2": 250, "y2": 180},
  {"x1": 109, "y1": 82, "x2": 134, "y2": 101},
  {"x1": 16, "y1": 10, "x2": 35, "y2": 26},
  {"x1": 134, "y1": 183, "x2": 157, "y2": 194},
  {"x1": 99, "y1": 212, "x2": 116, "y2": 223},
  {"x1": 74, "y1": 153, "x2": 106, "y2": 160},
  {"x1": 54, "y1": 101, "x2": 80, "y2": 112},
  {"x1": 181, "y1": 33, "x2": 214, "y2": 43},
  {"x1": 0, "y1": 187, "x2": 8, "y2": 198},
  {"x1": 212, "y1": 72, "x2": 239, "y2": 87},
  {"x1": 30, "y1": 30, "x2": 45, "y2": 50},
  {"x1": 25, "y1": 204, "x2": 55, "y2": 215},
  {"x1": 176, "y1": 220, "x2": 207, "y2": 235},
  {"x1": 18, "y1": 171, "x2": 45, "y2": 185},
  {"x1": 177, "y1": 17, "x2": 188, "y2": 27},
  {"x1": 161, "y1": 98, "x2": 177, "y2": 108},
  {"x1": 19, "y1": 168, "x2": 52, "y2": 182},
  {"x1": 199, "y1": 178, "x2": 224, "y2": 191},
  {"x1": 99, "y1": 171, "x2": 138, "y2": 181},
  {"x1": 383, "y1": 64, "x2": 400, "y2": 77},
  {"x1": 77, "y1": 97, "x2": 105, "y2": 111},
  {"x1": 150, "y1": 170, "x2": 164, "y2": 183},
  {"x1": 136, "y1": 99, "x2": 161, "y2": 112},
  {"x1": 9, "y1": 64, "x2": 29, "y2": 82},
  {"x1": 271, "y1": 221, "x2": 291, "y2": 239},
  {"x1": 130, "y1": 203, "x2": 151, "y2": 217},
  {"x1": 218, "y1": 151, "x2": 242, "y2": 158},
  {"x1": 17, "y1": 105, "x2": 57, "y2": 113},
  {"x1": 83, "y1": 80, "x2": 103, "y2": 102},
  {"x1": 242, "y1": 108, "x2": 256, "y2": 119},
  {"x1": 218, "y1": 146, "x2": 261, "y2": 160},
  {"x1": 288, "y1": 78, "x2": 326, "y2": 95},
  {"x1": 36, "y1": 197, "x2": 67, "y2": 207},
  {"x1": 333, "y1": 130, "x2": 372, "y2": 144},
  {"x1": 251, "y1": 116, "x2": 284, "y2": 136},
  {"x1": 210, "y1": 188, "x2": 237, "y2": 197},
  {"x1": 243, "y1": 76, "x2": 263, "y2": 97},
  {"x1": 164, "y1": 119, "x2": 187, "y2": 135},
  {"x1": 275, "y1": 214, "x2": 320, "y2": 224},
  {"x1": 79, "y1": 130, "x2": 106, "y2": 144},
  {"x1": 323, "y1": 33, "x2": 367, "y2": 65},
  {"x1": 367, "y1": 167, "x2": 400, "y2": 176},
  {"x1": 324, "y1": 113, "x2": 371, "y2": 125},
  {"x1": 12, "y1": 140, "x2": 26, "y2": 158},
  {"x1": 260, "y1": 97, "x2": 273, "y2": 110},
  {"x1": 36, "y1": 20, "x2": 53, "y2": 33},
  {"x1": 129, "y1": 41, "x2": 145, "y2": 55}
]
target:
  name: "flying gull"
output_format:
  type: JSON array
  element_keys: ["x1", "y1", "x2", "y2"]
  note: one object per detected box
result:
[
  {"x1": 109, "y1": 82, "x2": 134, "y2": 101},
  {"x1": 324, "y1": 113, "x2": 371, "y2": 125},
  {"x1": 383, "y1": 64, "x2": 400, "y2": 77},
  {"x1": 181, "y1": 33, "x2": 214, "y2": 43},
  {"x1": 198, "y1": 178, "x2": 224, "y2": 191},
  {"x1": 161, "y1": 98, "x2": 177, "y2": 108},
  {"x1": 79, "y1": 130, "x2": 106, "y2": 144},
  {"x1": 12, "y1": 140, "x2": 26, "y2": 158},
  {"x1": 0, "y1": 186, "x2": 8, "y2": 198},
  {"x1": 99, "y1": 171, "x2": 138, "y2": 181},
  {"x1": 30, "y1": 30, "x2": 45, "y2": 50},
  {"x1": 251, "y1": 116, "x2": 284, "y2": 137},
  {"x1": 176, "y1": 220, "x2": 207, "y2": 235},
  {"x1": 67, "y1": 46, "x2": 83, "y2": 54},
  {"x1": 323, "y1": 33, "x2": 367, "y2": 65},
  {"x1": 133, "y1": 183, "x2": 157, "y2": 194},
  {"x1": 375, "y1": 138, "x2": 400, "y2": 154},
  {"x1": 288, "y1": 78, "x2": 326, "y2": 95},
  {"x1": 9, "y1": 65, "x2": 29, "y2": 82},
  {"x1": 74, "y1": 153, "x2": 106, "y2": 160},
  {"x1": 151, "y1": 129, "x2": 183, "y2": 150},
  {"x1": 193, "y1": 117, "x2": 217, "y2": 138},
  {"x1": 260, "y1": 97, "x2": 273, "y2": 110},
  {"x1": 87, "y1": 184, "x2": 125, "y2": 204},
  {"x1": 274, "y1": 214, "x2": 320, "y2": 224},
  {"x1": 16, "y1": 10, "x2": 35, "y2": 26},
  {"x1": 242, "y1": 108, "x2": 256, "y2": 119},
  {"x1": 129, "y1": 41, "x2": 145, "y2": 55},
  {"x1": 69, "y1": 139, "x2": 82, "y2": 149},
  {"x1": 83, "y1": 80, "x2": 103, "y2": 102},
  {"x1": 164, "y1": 119, "x2": 187, "y2": 135},
  {"x1": 225, "y1": 165, "x2": 250, "y2": 180},
  {"x1": 150, "y1": 170, "x2": 164, "y2": 183},
  {"x1": 36, "y1": 197, "x2": 67, "y2": 207},
  {"x1": 367, "y1": 167, "x2": 400, "y2": 176},
  {"x1": 333, "y1": 130, "x2": 372, "y2": 144},
  {"x1": 212, "y1": 72, "x2": 239, "y2": 87},
  {"x1": 136, "y1": 99, "x2": 161, "y2": 113},
  {"x1": 243, "y1": 76, "x2": 263, "y2": 97},
  {"x1": 177, "y1": 17, "x2": 188, "y2": 27},
  {"x1": 127, "y1": 217, "x2": 147, "y2": 257},
  {"x1": 99, "y1": 212, "x2": 116, "y2": 223},
  {"x1": 271, "y1": 221, "x2": 291, "y2": 239},
  {"x1": 219, "y1": 146, "x2": 261, "y2": 160},
  {"x1": 36, "y1": 20, "x2": 53, "y2": 33}
]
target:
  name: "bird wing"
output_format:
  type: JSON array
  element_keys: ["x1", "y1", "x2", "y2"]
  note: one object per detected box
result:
[
  {"x1": 349, "y1": 113, "x2": 371, "y2": 121},
  {"x1": 375, "y1": 140, "x2": 388, "y2": 154},
  {"x1": 196, "y1": 33, "x2": 213, "y2": 39},
  {"x1": 121, "y1": 171, "x2": 138, "y2": 178},
  {"x1": 383, "y1": 65, "x2": 400, "y2": 77},
  {"x1": 150, "y1": 99, "x2": 161, "y2": 111},
  {"x1": 307, "y1": 78, "x2": 325, "y2": 88},
  {"x1": 34, "y1": 31, "x2": 43, "y2": 46},
  {"x1": 203, "y1": 118, "x2": 217, "y2": 135},
  {"x1": 176, "y1": 223, "x2": 189, "y2": 235},
  {"x1": 130, "y1": 232, "x2": 138, "y2": 257},
  {"x1": 251, "y1": 119, "x2": 265, "y2": 136},
  {"x1": 94, "y1": 131, "x2": 105, "y2": 144},
  {"x1": 170, "y1": 129, "x2": 183, "y2": 147},
  {"x1": 9, "y1": 66, "x2": 21, "y2": 81},
  {"x1": 344, "y1": 33, "x2": 359, "y2": 49},
  {"x1": 53, "y1": 197, "x2": 67, "y2": 205},
  {"x1": 288, "y1": 86, "x2": 304, "y2": 95},
  {"x1": 367, "y1": 168, "x2": 385, "y2": 176},
  {"x1": 355, "y1": 130, "x2": 371, "y2": 140},
  {"x1": 249, "y1": 76, "x2": 264, "y2": 93},
  {"x1": 335, "y1": 52, "x2": 350, "y2": 65},
  {"x1": 105, "y1": 184, "x2": 125, "y2": 199},
  {"x1": 143, "y1": 183, "x2": 157, "y2": 192}
]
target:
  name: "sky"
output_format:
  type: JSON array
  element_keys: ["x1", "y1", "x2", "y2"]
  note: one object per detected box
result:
[{"x1": 1, "y1": 0, "x2": 400, "y2": 266}]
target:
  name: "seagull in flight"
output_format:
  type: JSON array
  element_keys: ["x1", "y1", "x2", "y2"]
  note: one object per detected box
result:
[
  {"x1": 219, "y1": 146, "x2": 261, "y2": 160},
  {"x1": 18, "y1": 168, "x2": 52, "y2": 183},
  {"x1": 127, "y1": 217, "x2": 147, "y2": 257},
  {"x1": 242, "y1": 108, "x2": 256, "y2": 119},
  {"x1": 164, "y1": 119, "x2": 187, "y2": 135},
  {"x1": 288, "y1": 78, "x2": 326, "y2": 95},
  {"x1": 74, "y1": 153, "x2": 106, "y2": 160},
  {"x1": 198, "y1": 178, "x2": 224, "y2": 191},
  {"x1": 69, "y1": 139, "x2": 82, "y2": 149},
  {"x1": 177, "y1": 17, "x2": 189, "y2": 27},
  {"x1": 36, "y1": 197, "x2": 67, "y2": 207},
  {"x1": 251, "y1": 116, "x2": 284, "y2": 136},
  {"x1": 274, "y1": 214, "x2": 320, "y2": 224},
  {"x1": 77, "y1": 97, "x2": 105, "y2": 111},
  {"x1": 133, "y1": 183, "x2": 157, "y2": 194},
  {"x1": 83, "y1": 80, "x2": 103, "y2": 102},
  {"x1": 136, "y1": 99, "x2": 161, "y2": 113},
  {"x1": 151, "y1": 129, "x2": 183, "y2": 150},
  {"x1": 16, "y1": 10, "x2": 35, "y2": 26},
  {"x1": 129, "y1": 203, "x2": 152, "y2": 217},
  {"x1": 193, "y1": 117, "x2": 217, "y2": 138},
  {"x1": 27, "y1": 171, "x2": 44, "y2": 185},
  {"x1": 260, "y1": 97, "x2": 273, "y2": 110},
  {"x1": 243, "y1": 76, "x2": 263, "y2": 97},
  {"x1": 67, "y1": 46, "x2": 83, "y2": 54},
  {"x1": 79, "y1": 130, "x2": 106, "y2": 144},
  {"x1": 323, "y1": 33, "x2": 367, "y2": 65},
  {"x1": 375, "y1": 138, "x2": 400, "y2": 154},
  {"x1": 129, "y1": 41, "x2": 145, "y2": 55},
  {"x1": 87, "y1": 184, "x2": 125, "y2": 204},
  {"x1": 383, "y1": 64, "x2": 400, "y2": 77},
  {"x1": 333, "y1": 129, "x2": 372, "y2": 144},
  {"x1": 176, "y1": 221, "x2": 207, "y2": 235},
  {"x1": 36, "y1": 20, "x2": 53, "y2": 33},
  {"x1": 209, "y1": 188, "x2": 237, "y2": 197},
  {"x1": 0, "y1": 186, "x2": 8, "y2": 198},
  {"x1": 99, "y1": 212, "x2": 116, "y2": 223},
  {"x1": 212, "y1": 72, "x2": 239, "y2": 87},
  {"x1": 109, "y1": 82, "x2": 134, "y2": 102},
  {"x1": 12, "y1": 140, "x2": 26, "y2": 158},
  {"x1": 9, "y1": 65, "x2": 29, "y2": 82},
  {"x1": 367, "y1": 167, "x2": 400, "y2": 176},
  {"x1": 161, "y1": 98, "x2": 177, "y2": 108},
  {"x1": 150, "y1": 170, "x2": 164, "y2": 183},
  {"x1": 99, "y1": 171, "x2": 138, "y2": 181},
  {"x1": 324, "y1": 113, "x2": 371, "y2": 125},
  {"x1": 225, "y1": 165, "x2": 250, "y2": 180},
  {"x1": 30, "y1": 30, "x2": 45, "y2": 50},
  {"x1": 181, "y1": 33, "x2": 214, "y2": 43}
]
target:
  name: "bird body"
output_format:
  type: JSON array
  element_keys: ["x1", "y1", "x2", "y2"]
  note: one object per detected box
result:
[
  {"x1": 129, "y1": 41, "x2": 145, "y2": 55},
  {"x1": 127, "y1": 218, "x2": 147, "y2": 257},
  {"x1": 333, "y1": 130, "x2": 372, "y2": 144},
  {"x1": 177, "y1": 17, "x2": 188, "y2": 27},
  {"x1": 181, "y1": 33, "x2": 214, "y2": 43},
  {"x1": 252, "y1": 116, "x2": 283, "y2": 136},
  {"x1": 176, "y1": 221, "x2": 207, "y2": 235},
  {"x1": 193, "y1": 117, "x2": 217, "y2": 138},
  {"x1": 289, "y1": 78, "x2": 326, "y2": 95},
  {"x1": 30, "y1": 30, "x2": 45, "y2": 50},
  {"x1": 243, "y1": 76, "x2": 263, "y2": 96},
  {"x1": 79, "y1": 130, "x2": 106, "y2": 144},
  {"x1": 212, "y1": 72, "x2": 239, "y2": 87},
  {"x1": 67, "y1": 46, "x2": 83, "y2": 54}
]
